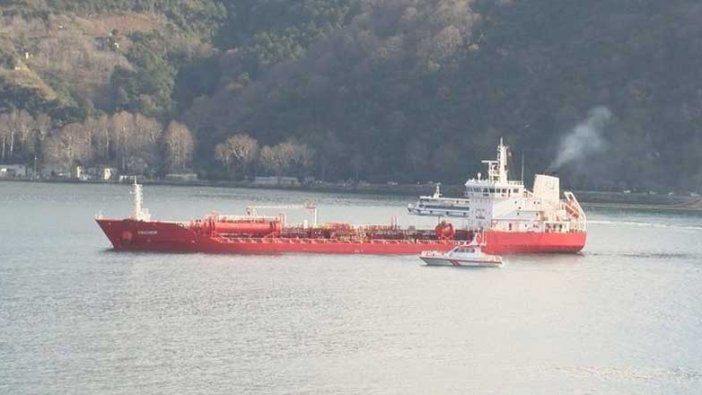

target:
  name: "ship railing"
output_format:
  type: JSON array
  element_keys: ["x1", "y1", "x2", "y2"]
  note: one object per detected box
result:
[
  {"x1": 465, "y1": 179, "x2": 524, "y2": 186},
  {"x1": 213, "y1": 236, "x2": 457, "y2": 245},
  {"x1": 210, "y1": 214, "x2": 280, "y2": 222}
]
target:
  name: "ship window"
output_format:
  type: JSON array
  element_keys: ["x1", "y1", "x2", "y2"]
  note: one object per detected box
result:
[
  {"x1": 513, "y1": 188, "x2": 519, "y2": 193},
  {"x1": 489, "y1": 188, "x2": 495, "y2": 193}
]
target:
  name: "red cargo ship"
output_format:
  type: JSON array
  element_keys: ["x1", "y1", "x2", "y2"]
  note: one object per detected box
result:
[
  {"x1": 96, "y1": 180, "x2": 470, "y2": 254},
  {"x1": 96, "y1": 139, "x2": 586, "y2": 255}
]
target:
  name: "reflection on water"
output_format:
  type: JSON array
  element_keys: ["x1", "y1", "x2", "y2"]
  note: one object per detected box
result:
[{"x1": 1, "y1": 182, "x2": 702, "y2": 394}]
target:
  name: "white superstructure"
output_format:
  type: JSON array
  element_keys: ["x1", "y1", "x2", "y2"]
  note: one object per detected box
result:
[{"x1": 408, "y1": 139, "x2": 586, "y2": 233}]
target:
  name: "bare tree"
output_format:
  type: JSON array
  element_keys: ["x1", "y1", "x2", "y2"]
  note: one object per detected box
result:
[
  {"x1": 128, "y1": 114, "x2": 163, "y2": 173},
  {"x1": 34, "y1": 113, "x2": 52, "y2": 157},
  {"x1": 4, "y1": 112, "x2": 17, "y2": 160},
  {"x1": 281, "y1": 140, "x2": 314, "y2": 176},
  {"x1": 85, "y1": 114, "x2": 110, "y2": 163},
  {"x1": 259, "y1": 140, "x2": 314, "y2": 179},
  {"x1": 0, "y1": 113, "x2": 10, "y2": 162},
  {"x1": 259, "y1": 145, "x2": 287, "y2": 179},
  {"x1": 108, "y1": 111, "x2": 134, "y2": 169},
  {"x1": 163, "y1": 121, "x2": 194, "y2": 172},
  {"x1": 0, "y1": 110, "x2": 34, "y2": 161},
  {"x1": 215, "y1": 133, "x2": 259, "y2": 179},
  {"x1": 214, "y1": 144, "x2": 233, "y2": 171},
  {"x1": 14, "y1": 110, "x2": 35, "y2": 157},
  {"x1": 106, "y1": 112, "x2": 163, "y2": 173},
  {"x1": 43, "y1": 122, "x2": 93, "y2": 169}
]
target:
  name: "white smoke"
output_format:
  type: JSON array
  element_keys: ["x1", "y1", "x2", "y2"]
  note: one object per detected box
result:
[{"x1": 549, "y1": 106, "x2": 612, "y2": 171}]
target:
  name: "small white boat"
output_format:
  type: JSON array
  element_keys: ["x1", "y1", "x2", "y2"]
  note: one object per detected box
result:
[{"x1": 420, "y1": 244, "x2": 503, "y2": 268}]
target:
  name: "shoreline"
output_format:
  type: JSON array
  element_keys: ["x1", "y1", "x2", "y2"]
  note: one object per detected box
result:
[{"x1": 2, "y1": 177, "x2": 701, "y2": 212}]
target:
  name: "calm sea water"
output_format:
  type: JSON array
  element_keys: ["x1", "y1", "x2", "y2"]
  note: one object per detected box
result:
[{"x1": 1, "y1": 181, "x2": 702, "y2": 394}]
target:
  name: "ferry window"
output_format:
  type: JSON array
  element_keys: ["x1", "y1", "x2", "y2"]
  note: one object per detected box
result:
[
  {"x1": 489, "y1": 188, "x2": 495, "y2": 193},
  {"x1": 483, "y1": 188, "x2": 488, "y2": 193},
  {"x1": 513, "y1": 188, "x2": 519, "y2": 193}
]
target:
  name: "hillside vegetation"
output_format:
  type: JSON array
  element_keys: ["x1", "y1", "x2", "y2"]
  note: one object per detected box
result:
[{"x1": 1, "y1": 0, "x2": 701, "y2": 192}]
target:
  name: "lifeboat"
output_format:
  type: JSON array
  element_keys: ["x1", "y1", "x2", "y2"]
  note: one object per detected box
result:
[{"x1": 434, "y1": 221, "x2": 455, "y2": 239}]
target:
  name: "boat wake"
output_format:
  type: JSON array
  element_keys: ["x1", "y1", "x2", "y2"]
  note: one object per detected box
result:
[
  {"x1": 587, "y1": 251, "x2": 699, "y2": 260},
  {"x1": 550, "y1": 365, "x2": 702, "y2": 383},
  {"x1": 589, "y1": 220, "x2": 702, "y2": 232}
]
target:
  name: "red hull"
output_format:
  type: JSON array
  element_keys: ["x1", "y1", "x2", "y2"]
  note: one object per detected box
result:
[
  {"x1": 482, "y1": 231, "x2": 586, "y2": 254},
  {"x1": 96, "y1": 219, "x2": 585, "y2": 255},
  {"x1": 96, "y1": 219, "x2": 458, "y2": 254}
]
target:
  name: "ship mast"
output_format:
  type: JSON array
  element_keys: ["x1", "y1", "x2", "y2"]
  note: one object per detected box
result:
[
  {"x1": 497, "y1": 138, "x2": 509, "y2": 182},
  {"x1": 482, "y1": 138, "x2": 510, "y2": 183},
  {"x1": 131, "y1": 177, "x2": 151, "y2": 221}
]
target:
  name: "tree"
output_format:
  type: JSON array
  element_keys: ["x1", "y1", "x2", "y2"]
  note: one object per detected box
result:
[
  {"x1": 42, "y1": 122, "x2": 93, "y2": 169},
  {"x1": 281, "y1": 140, "x2": 314, "y2": 177},
  {"x1": 214, "y1": 133, "x2": 259, "y2": 179},
  {"x1": 85, "y1": 115, "x2": 110, "y2": 163},
  {"x1": 33, "y1": 113, "x2": 52, "y2": 158},
  {"x1": 258, "y1": 140, "x2": 314, "y2": 179},
  {"x1": 259, "y1": 145, "x2": 287, "y2": 179},
  {"x1": 0, "y1": 113, "x2": 11, "y2": 162},
  {"x1": 106, "y1": 111, "x2": 163, "y2": 173},
  {"x1": 163, "y1": 121, "x2": 194, "y2": 172},
  {"x1": 108, "y1": 111, "x2": 134, "y2": 169},
  {"x1": 14, "y1": 110, "x2": 35, "y2": 158},
  {"x1": 128, "y1": 113, "x2": 163, "y2": 173}
]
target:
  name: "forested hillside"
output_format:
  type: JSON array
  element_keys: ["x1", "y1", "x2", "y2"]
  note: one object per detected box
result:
[{"x1": 1, "y1": 0, "x2": 701, "y2": 191}]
